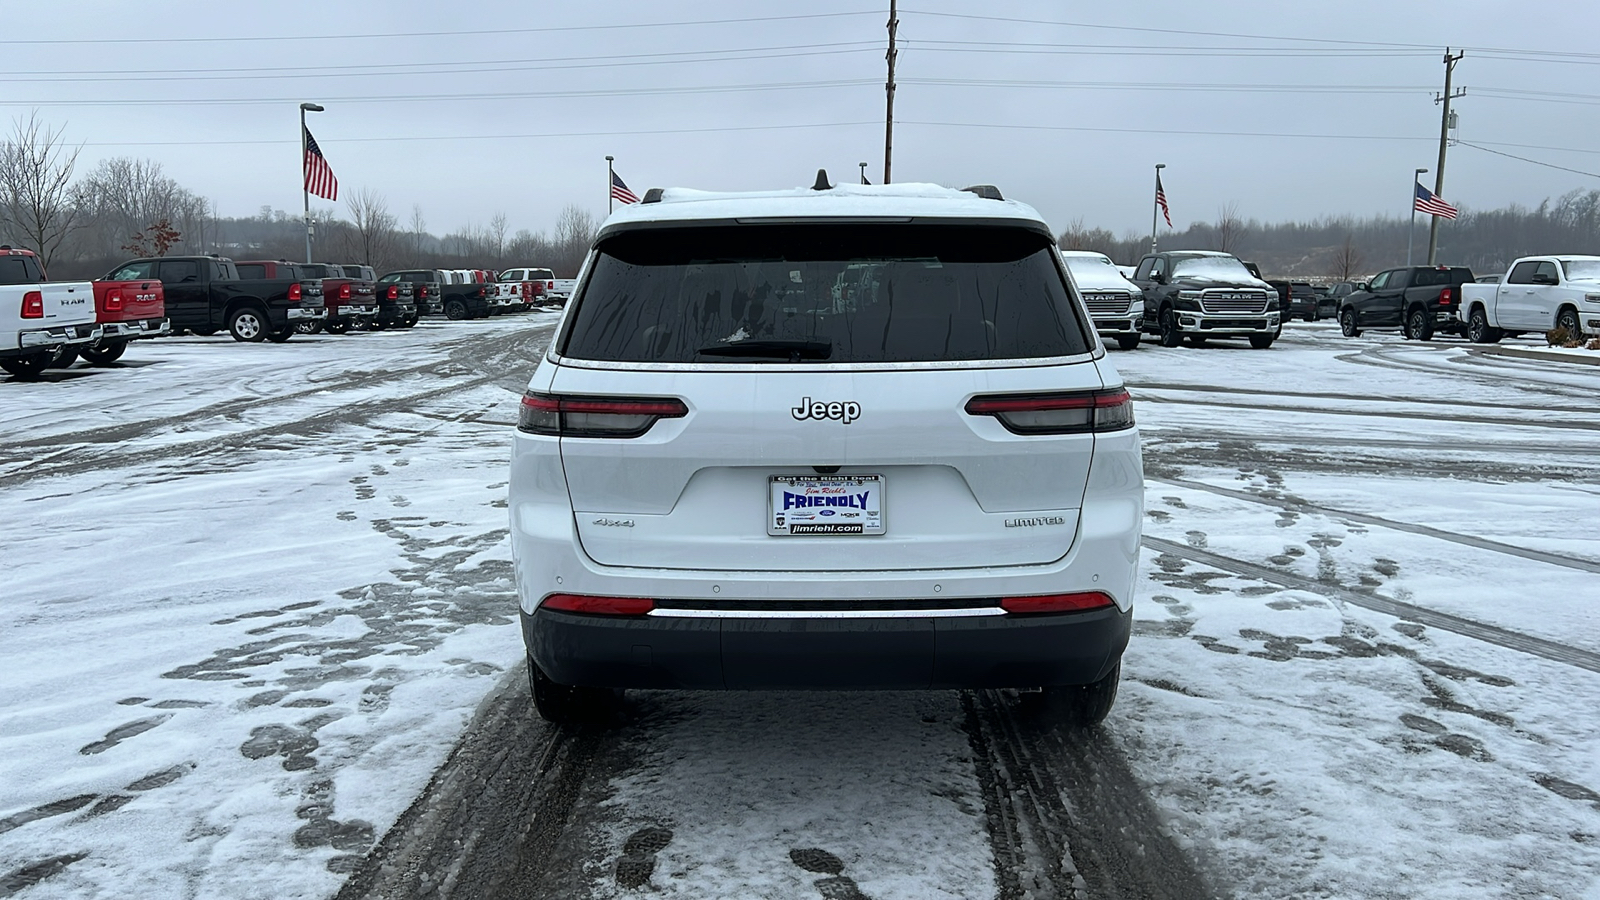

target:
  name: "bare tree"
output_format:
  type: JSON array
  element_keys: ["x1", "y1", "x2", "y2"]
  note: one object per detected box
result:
[
  {"x1": 408, "y1": 203, "x2": 427, "y2": 263},
  {"x1": 551, "y1": 204, "x2": 599, "y2": 277},
  {"x1": 0, "y1": 112, "x2": 84, "y2": 269},
  {"x1": 1332, "y1": 233, "x2": 1364, "y2": 281},
  {"x1": 343, "y1": 187, "x2": 397, "y2": 269},
  {"x1": 76, "y1": 157, "x2": 199, "y2": 261},
  {"x1": 488, "y1": 211, "x2": 508, "y2": 264},
  {"x1": 1214, "y1": 202, "x2": 1246, "y2": 254}
]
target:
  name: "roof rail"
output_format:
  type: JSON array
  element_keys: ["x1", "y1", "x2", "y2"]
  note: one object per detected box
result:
[
  {"x1": 642, "y1": 187, "x2": 664, "y2": 204},
  {"x1": 961, "y1": 184, "x2": 1004, "y2": 201},
  {"x1": 812, "y1": 169, "x2": 832, "y2": 191}
]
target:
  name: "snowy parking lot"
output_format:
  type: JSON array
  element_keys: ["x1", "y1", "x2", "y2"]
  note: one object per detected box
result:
[{"x1": 2, "y1": 318, "x2": 1598, "y2": 899}]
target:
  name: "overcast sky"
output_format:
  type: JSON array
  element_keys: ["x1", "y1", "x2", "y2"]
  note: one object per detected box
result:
[{"x1": 10, "y1": 1, "x2": 1600, "y2": 242}]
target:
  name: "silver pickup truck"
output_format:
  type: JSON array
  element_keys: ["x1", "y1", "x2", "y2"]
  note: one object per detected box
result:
[{"x1": 0, "y1": 246, "x2": 102, "y2": 379}]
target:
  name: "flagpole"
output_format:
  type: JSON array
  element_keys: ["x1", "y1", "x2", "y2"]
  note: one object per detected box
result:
[
  {"x1": 1408, "y1": 167, "x2": 1427, "y2": 267},
  {"x1": 299, "y1": 101, "x2": 324, "y2": 264},
  {"x1": 1150, "y1": 163, "x2": 1165, "y2": 255},
  {"x1": 606, "y1": 155, "x2": 615, "y2": 214}
]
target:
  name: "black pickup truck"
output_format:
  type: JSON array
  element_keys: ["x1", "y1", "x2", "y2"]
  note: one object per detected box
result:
[
  {"x1": 1132, "y1": 250, "x2": 1282, "y2": 349},
  {"x1": 105, "y1": 256, "x2": 325, "y2": 342},
  {"x1": 342, "y1": 265, "x2": 417, "y2": 328},
  {"x1": 1337, "y1": 265, "x2": 1474, "y2": 341}
]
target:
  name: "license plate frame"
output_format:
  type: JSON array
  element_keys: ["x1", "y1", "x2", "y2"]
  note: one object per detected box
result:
[{"x1": 768, "y1": 474, "x2": 885, "y2": 536}]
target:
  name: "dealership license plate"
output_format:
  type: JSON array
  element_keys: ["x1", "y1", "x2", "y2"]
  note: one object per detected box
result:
[{"x1": 768, "y1": 475, "x2": 885, "y2": 536}]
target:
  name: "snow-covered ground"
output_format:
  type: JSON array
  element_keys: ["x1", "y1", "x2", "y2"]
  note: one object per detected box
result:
[{"x1": 2, "y1": 317, "x2": 1598, "y2": 899}]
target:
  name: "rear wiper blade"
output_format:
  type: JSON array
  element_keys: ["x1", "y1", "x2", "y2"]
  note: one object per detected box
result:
[{"x1": 697, "y1": 339, "x2": 832, "y2": 361}]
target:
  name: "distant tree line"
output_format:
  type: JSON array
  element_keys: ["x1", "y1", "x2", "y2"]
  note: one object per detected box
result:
[
  {"x1": 0, "y1": 112, "x2": 601, "y2": 281},
  {"x1": 1061, "y1": 190, "x2": 1600, "y2": 281}
]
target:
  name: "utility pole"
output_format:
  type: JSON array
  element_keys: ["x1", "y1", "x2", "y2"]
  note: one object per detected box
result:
[
  {"x1": 883, "y1": 0, "x2": 897, "y2": 185},
  {"x1": 1150, "y1": 163, "x2": 1166, "y2": 254},
  {"x1": 1407, "y1": 167, "x2": 1427, "y2": 266},
  {"x1": 1427, "y1": 49, "x2": 1464, "y2": 266}
]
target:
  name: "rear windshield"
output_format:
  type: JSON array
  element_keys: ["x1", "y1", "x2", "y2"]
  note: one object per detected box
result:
[
  {"x1": 0, "y1": 255, "x2": 44, "y2": 284},
  {"x1": 530, "y1": 269, "x2": 554, "y2": 280},
  {"x1": 561, "y1": 224, "x2": 1091, "y2": 364},
  {"x1": 1412, "y1": 268, "x2": 1473, "y2": 287}
]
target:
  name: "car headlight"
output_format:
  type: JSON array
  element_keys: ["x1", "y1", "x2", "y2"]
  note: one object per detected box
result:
[
  {"x1": 1585, "y1": 293, "x2": 1600, "y2": 303},
  {"x1": 1177, "y1": 290, "x2": 1203, "y2": 300}
]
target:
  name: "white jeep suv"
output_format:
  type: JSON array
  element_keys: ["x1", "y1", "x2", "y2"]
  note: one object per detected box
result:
[{"x1": 510, "y1": 176, "x2": 1144, "y2": 725}]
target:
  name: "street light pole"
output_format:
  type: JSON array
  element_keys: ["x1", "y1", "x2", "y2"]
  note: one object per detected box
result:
[
  {"x1": 606, "y1": 155, "x2": 615, "y2": 214},
  {"x1": 299, "y1": 102, "x2": 324, "y2": 264},
  {"x1": 1407, "y1": 167, "x2": 1428, "y2": 266},
  {"x1": 1150, "y1": 163, "x2": 1166, "y2": 255}
]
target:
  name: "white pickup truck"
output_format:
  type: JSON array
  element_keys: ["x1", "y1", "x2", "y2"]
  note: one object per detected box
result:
[
  {"x1": 1458, "y1": 255, "x2": 1600, "y2": 344},
  {"x1": 1060, "y1": 249, "x2": 1144, "y2": 349},
  {"x1": 0, "y1": 246, "x2": 102, "y2": 378}
]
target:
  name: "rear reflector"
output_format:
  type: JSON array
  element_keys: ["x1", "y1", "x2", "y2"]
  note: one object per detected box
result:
[
  {"x1": 1000, "y1": 592, "x2": 1114, "y2": 614},
  {"x1": 519, "y1": 392, "x2": 688, "y2": 438},
  {"x1": 541, "y1": 593, "x2": 655, "y2": 616},
  {"x1": 21, "y1": 290, "x2": 42, "y2": 318},
  {"x1": 965, "y1": 389, "x2": 1134, "y2": 435}
]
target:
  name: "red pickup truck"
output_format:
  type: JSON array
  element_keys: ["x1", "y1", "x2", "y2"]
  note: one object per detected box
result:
[{"x1": 73, "y1": 277, "x2": 168, "y2": 365}]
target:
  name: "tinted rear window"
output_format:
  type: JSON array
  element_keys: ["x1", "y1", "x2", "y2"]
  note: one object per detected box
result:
[
  {"x1": 561, "y1": 224, "x2": 1091, "y2": 364},
  {"x1": 0, "y1": 256, "x2": 44, "y2": 284},
  {"x1": 236, "y1": 264, "x2": 267, "y2": 280}
]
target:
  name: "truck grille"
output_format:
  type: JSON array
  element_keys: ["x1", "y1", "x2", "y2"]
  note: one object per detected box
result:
[
  {"x1": 1082, "y1": 291, "x2": 1133, "y2": 315},
  {"x1": 1200, "y1": 290, "x2": 1270, "y2": 315}
]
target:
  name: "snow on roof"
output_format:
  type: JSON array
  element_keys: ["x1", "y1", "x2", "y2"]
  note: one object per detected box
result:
[{"x1": 598, "y1": 180, "x2": 1050, "y2": 233}]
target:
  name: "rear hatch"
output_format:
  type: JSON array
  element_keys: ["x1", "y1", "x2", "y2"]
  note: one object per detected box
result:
[{"x1": 548, "y1": 222, "x2": 1108, "y2": 573}]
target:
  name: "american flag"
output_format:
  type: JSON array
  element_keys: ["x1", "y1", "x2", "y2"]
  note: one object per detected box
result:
[
  {"x1": 611, "y1": 170, "x2": 640, "y2": 205},
  {"x1": 304, "y1": 127, "x2": 338, "y2": 201},
  {"x1": 1414, "y1": 182, "x2": 1458, "y2": 220},
  {"x1": 1155, "y1": 172, "x2": 1172, "y2": 228}
]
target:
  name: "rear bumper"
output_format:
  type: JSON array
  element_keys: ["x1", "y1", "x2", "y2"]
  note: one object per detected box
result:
[
  {"x1": 287, "y1": 307, "x2": 328, "y2": 321},
  {"x1": 18, "y1": 322, "x2": 101, "y2": 350},
  {"x1": 100, "y1": 318, "x2": 170, "y2": 340},
  {"x1": 523, "y1": 604, "x2": 1129, "y2": 690}
]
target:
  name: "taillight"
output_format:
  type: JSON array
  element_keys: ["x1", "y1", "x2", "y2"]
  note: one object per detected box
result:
[
  {"x1": 288, "y1": 283, "x2": 302, "y2": 301},
  {"x1": 105, "y1": 289, "x2": 124, "y2": 312},
  {"x1": 1439, "y1": 287, "x2": 1453, "y2": 305},
  {"x1": 1000, "y1": 592, "x2": 1114, "y2": 614},
  {"x1": 964, "y1": 388, "x2": 1134, "y2": 435},
  {"x1": 339, "y1": 283, "x2": 351, "y2": 300},
  {"x1": 541, "y1": 594, "x2": 654, "y2": 616},
  {"x1": 386, "y1": 285, "x2": 398, "y2": 300},
  {"x1": 518, "y1": 392, "x2": 688, "y2": 438},
  {"x1": 21, "y1": 290, "x2": 43, "y2": 318}
]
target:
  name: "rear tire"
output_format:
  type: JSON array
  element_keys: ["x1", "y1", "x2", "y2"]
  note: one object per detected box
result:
[
  {"x1": 1407, "y1": 307, "x2": 1434, "y2": 341},
  {"x1": 48, "y1": 347, "x2": 79, "y2": 368},
  {"x1": 1468, "y1": 307, "x2": 1503, "y2": 344},
  {"x1": 1115, "y1": 333, "x2": 1140, "y2": 351},
  {"x1": 228, "y1": 307, "x2": 268, "y2": 342},
  {"x1": 295, "y1": 320, "x2": 323, "y2": 335},
  {"x1": 265, "y1": 326, "x2": 294, "y2": 343},
  {"x1": 445, "y1": 299, "x2": 468, "y2": 320},
  {"x1": 1339, "y1": 308, "x2": 1360, "y2": 337},
  {"x1": 1249, "y1": 333, "x2": 1276, "y2": 349},
  {"x1": 1021, "y1": 662, "x2": 1121, "y2": 728},
  {"x1": 1157, "y1": 307, "x2": 1182, "y2": 348},
  {"x1": 528, "y1": 659, "x2": 622, "y2": 725},
  {"x1": 325, "y1": 320, "x2": 351, "y2": 335},
  {"x1": 1, "y1": 353, "x2": 51, "y2": 378},
  {"x1": 81, "y1": 341, "x2": 128, "y2": 365}
]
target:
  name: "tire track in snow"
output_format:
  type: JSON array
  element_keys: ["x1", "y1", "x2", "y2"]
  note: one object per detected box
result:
[
  {"x1": 1142, "y1": 536, "x2": 1600, "y2": 675},
  {"x1": 0, "y1": 325, "x2": 552, "y2": 488},
  {"x1": 964, "y1": 691, "x2": 1213, "y2": 900},
  {"x1": 1149, "y1": 475, "x2": 1600, "y2": 575}
]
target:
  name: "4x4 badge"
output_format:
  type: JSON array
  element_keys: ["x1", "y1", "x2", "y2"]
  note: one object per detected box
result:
[{"x1": 791, "y1": 397, "x2": 861, "y2": 425}]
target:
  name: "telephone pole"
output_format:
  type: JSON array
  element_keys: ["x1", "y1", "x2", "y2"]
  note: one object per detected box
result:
[
  {"x1": 1427, "y1": 49, "x2": 1465, "y2": 266},
  {"x1": 883, "y1": 0, "x2": 898, "y2": 185}
]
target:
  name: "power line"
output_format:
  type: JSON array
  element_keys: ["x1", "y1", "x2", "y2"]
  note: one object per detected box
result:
[
  {"x1": 0, "y1": 11, "x2": 880, "y2": 45},
  {"x1": 78, "y1": 121, "x2": 884, "y2": 147},
  {"x1": 1456, "y1": 141, "x2": 1600, "y2": 180},
  {"x1": 0, "y1": 79, "x2": 881, "y2": 108},
  {"x1": 903, "y1": 77, "x2": 1433, "y2": 94}
]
